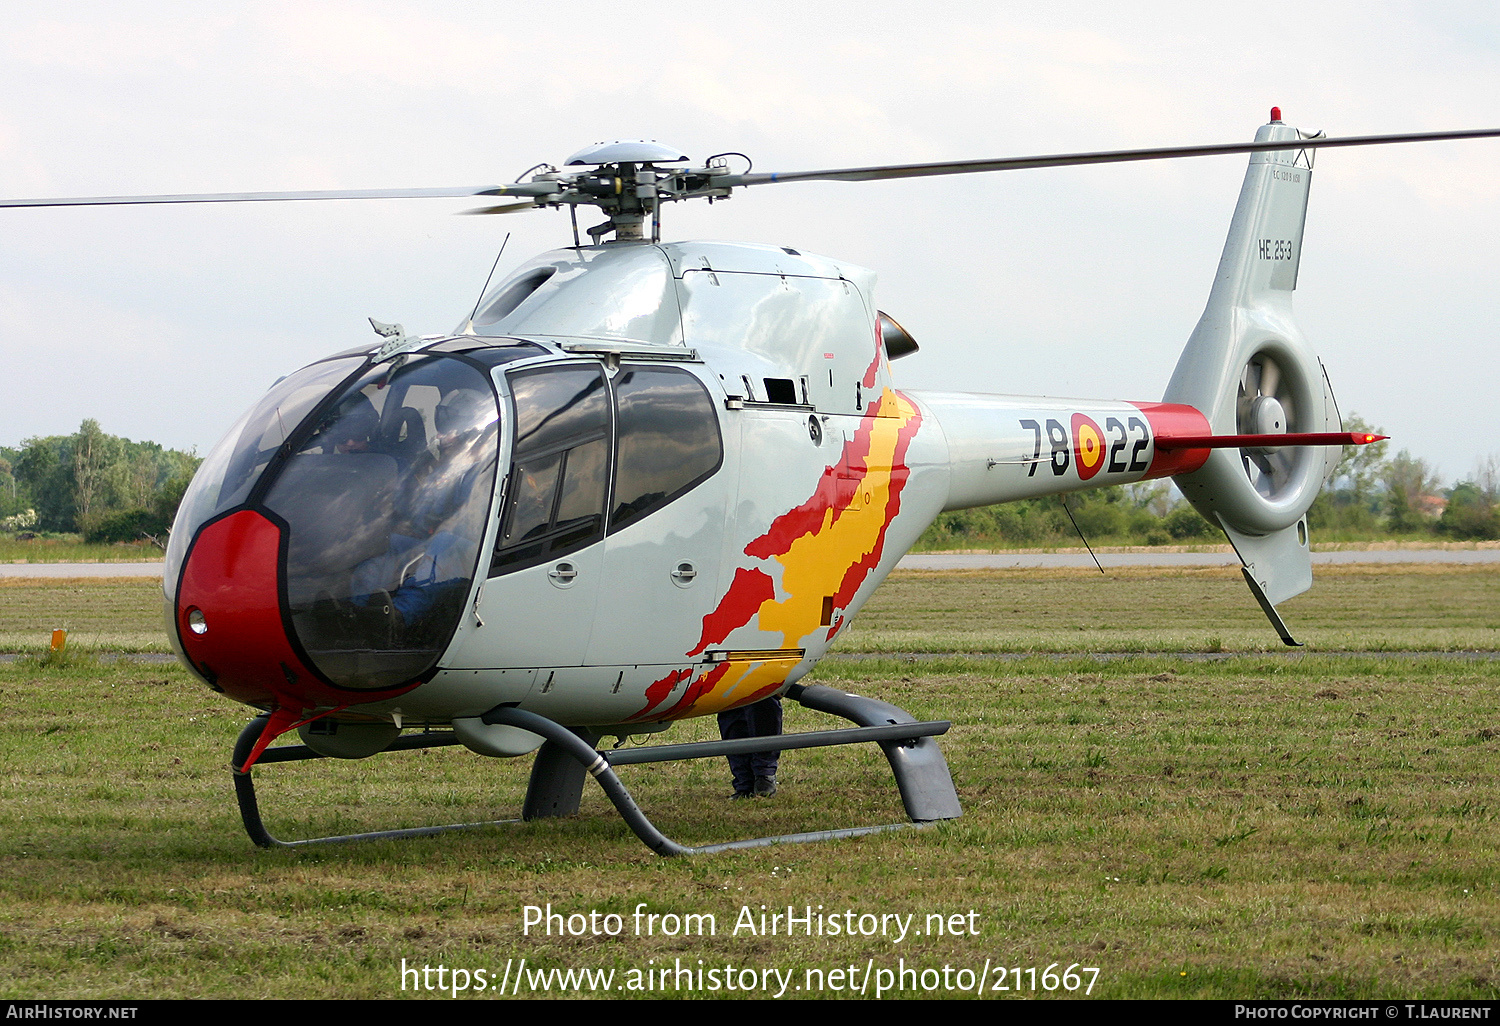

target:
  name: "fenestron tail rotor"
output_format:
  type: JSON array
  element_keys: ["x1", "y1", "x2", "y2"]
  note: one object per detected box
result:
[{"x1": 1237, "y1": 354, "x2": 1298, "y2": 499}]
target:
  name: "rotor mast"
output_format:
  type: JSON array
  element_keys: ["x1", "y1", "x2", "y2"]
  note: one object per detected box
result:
[
  {"x1": 482, "y1": 140, "x2": 737, "y2": 244},
  {"x1": 469, "y1": 140, "x2": 747, "y2": 243}
]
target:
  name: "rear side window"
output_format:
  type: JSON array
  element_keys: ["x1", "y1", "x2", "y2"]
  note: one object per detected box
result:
[{"x1": 610, "y1": 366, "x2": 721, "y2": 531}]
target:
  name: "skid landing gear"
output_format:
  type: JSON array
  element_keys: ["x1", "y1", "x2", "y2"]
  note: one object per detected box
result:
[{"x1": 231, "y1": 683, "x2": 962, "y2": 855}]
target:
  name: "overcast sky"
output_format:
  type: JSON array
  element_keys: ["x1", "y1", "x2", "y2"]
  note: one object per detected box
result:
[{"x1": 2, "y1": 1, "x2": 1497, "y2": 486}]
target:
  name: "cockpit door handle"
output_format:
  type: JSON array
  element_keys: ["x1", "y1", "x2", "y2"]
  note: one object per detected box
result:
[{"x1": 548, "y1": 562, "x2": 578, "y2": 585}]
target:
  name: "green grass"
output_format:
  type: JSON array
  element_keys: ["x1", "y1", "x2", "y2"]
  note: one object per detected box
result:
[
  {"x1": 0, "y1": 577, "x2": 169, "y2": 653},
  {"x1": 2, "y1": 570, "x2": 1500, "y2": 998},
  {"x1": 835, "y1": 563, "x2": 1500, "y2": 654},
  {"x1": 908, "y1": 525, "x2": 1470, "y2": 553},
  {"x1": 6, "y1": 563, "x2": 1499, "y2": 655},
  {"x1": 0, "y1": 536, "x2": 162, "y2": 564}
]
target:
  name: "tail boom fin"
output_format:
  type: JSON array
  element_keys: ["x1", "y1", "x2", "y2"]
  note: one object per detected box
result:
[{"x1": 1163, "y1": 111, "x2": 1345, "y2": 640}]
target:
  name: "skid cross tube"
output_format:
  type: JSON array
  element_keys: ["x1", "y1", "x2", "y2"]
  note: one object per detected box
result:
[
  {"x1": 483, "y1": 699, "x2": 958, "y2": 856},
  {"x1": 601, "y1": 720, "x2": 951, "y2": 765},
  {"x1": 229, "y1": 684, "x2": 962, "y2": 854}
]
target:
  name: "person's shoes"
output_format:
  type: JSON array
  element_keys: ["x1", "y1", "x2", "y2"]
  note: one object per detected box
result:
[
  {"x1": 754, "y1": 775, "x2": 777, "y2": 797},
  {"x1": 729, "y1": 790, "x2": 753, "y2": 800}
]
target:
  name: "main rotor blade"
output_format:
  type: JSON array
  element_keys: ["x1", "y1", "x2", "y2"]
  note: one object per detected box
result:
[
  {"x1": 0, "y1": 183, "x2": 557, "y2": 209},
  {"x1": 459, "y1": 200, "x2": 541, "y2": 215},
  {"x1": 721, "y1": 128, "x2": 1500, "y2": 187}
]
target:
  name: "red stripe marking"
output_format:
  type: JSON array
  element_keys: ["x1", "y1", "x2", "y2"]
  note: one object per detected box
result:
[
  {"x1": 1130, "y1": 401, "x2": 1212, "y2": 479},
  {"x1": 829, "y1": 397, "x2": 922, "y2": 616},
  {"x1": 687, "y1": 390, "x2": 920, "y2": 665},
  {"x1": 628, "y1": 666, "x2": 695, "y2": 721},
  {"x1": 686, "y1": 567, "x2": 776, "y2": 657},
  {"x1": 720, "y1": 675, "x2": 787, "y2": 711},
  {"x1": 652, "y1": 662, "x2": 734, "y2": 721},
  {"x1": 863, "y1": 321, "x2": 883, "y2": 388}
]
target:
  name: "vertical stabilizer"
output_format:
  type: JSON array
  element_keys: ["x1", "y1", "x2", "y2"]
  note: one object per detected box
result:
[{"x1": 1164, "y1": 111, "x2": 1343, "y2": 643}]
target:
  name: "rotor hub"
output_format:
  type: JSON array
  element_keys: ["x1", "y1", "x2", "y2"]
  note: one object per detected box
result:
[{"x1": 1247, "y1": 395, "x2": 1287, "y2": 437}]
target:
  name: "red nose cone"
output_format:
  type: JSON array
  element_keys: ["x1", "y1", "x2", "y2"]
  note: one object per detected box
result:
[{"x1": 175, "y1": 509, "x2": 321, "y2": 709}]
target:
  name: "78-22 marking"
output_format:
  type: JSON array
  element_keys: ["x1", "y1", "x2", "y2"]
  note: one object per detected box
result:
[{"x1": 1019, "y1": 416, "x2": 1150, "y2": 477}]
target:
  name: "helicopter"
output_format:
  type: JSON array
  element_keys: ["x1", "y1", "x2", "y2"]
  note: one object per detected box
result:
[{"x1": 6, "y1": 110, "x2": 1494, "y2": 854}]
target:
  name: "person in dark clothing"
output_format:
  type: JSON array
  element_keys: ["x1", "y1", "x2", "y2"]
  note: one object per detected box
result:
[{"x1": 718, "y1": 696, "x2": 782, "y2": 798}]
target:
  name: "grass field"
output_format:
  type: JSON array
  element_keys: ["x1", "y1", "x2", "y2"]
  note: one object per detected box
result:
[
  {"x1": 0, "y1": 577, "x2": 170, "y2": 653},
  {"x1": 3, "y1": 566, "x2": 1499, "y2": 999},
  {"x1": 0, "y1": 537, "x2": 162, "y2": 564},
  {"x1": 7, "y1": 563, "x2": 1498, "y2": 655}
]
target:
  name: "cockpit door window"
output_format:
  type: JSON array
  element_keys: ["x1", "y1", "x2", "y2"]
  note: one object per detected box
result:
[
  {"x1": 490, "y1": 362, "x2": 724, "y2": 578},
  {"x1": 493, "y1": 366, "x2": 611, "y2": 573}
]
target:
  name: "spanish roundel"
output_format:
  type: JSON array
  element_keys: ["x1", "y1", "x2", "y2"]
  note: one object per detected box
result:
[{"x1": 1071, "y1": 413, "x2": 1105, "y2": 480}]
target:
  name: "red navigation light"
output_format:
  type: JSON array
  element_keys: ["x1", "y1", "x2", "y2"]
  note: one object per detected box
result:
[{"x1": 1270, "y1": 106, "x2": 1282, "y2": 122}]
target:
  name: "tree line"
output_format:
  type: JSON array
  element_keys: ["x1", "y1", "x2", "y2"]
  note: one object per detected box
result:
[
  {"x1": 0, "y1": 421, "x2": 201, "y2": 545},
  {"x1": 1301, "y1": 416, "x2": 1498, "y2": 541},
  {"x1": 917, "y1": 415, "x2": 1500, "y2": 549}
]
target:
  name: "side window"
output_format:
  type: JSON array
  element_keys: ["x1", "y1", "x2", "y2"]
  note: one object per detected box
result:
[
  {"x1": 611, "y1": 366, "x2": 722, "y2": 531},
  {"x1": 493, "y1": 366, "x2": 610, "y2": 572}
]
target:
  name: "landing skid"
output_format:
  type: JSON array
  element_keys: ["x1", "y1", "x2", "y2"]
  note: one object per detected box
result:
[{"x1": 230, "y1": 683, "x2": 962, "y2": 855}]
